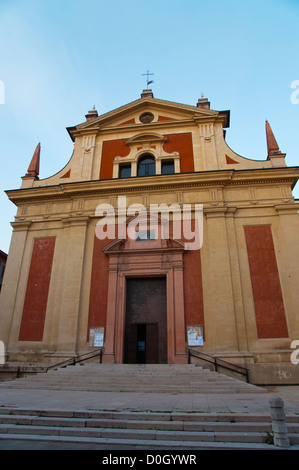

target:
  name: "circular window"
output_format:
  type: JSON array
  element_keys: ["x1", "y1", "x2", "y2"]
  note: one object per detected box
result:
[{"x1": 139, "y1": 112, "x2": 154, "y2": 124}]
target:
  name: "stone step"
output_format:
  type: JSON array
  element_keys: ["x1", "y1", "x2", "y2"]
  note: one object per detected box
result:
[
  {"x1": 1, "y1": 375, "x2": 253, "y2": 383},
  {"x1": 6, "y1": 373, "x2": 244, "y2": 382},
  {"x1": 0, "y1": 363, "x2": 263, "y2": 394},
  {"x1": 1, "y1": 412, "x2": 298, "y2": 433},
  {"x1": 0, "y1": 424, "x2": 272, "y2": 443},
  {"x1": 0, "y1": 409, "x2": 298, "y2": 449},
  {"x1": 0, "y1": 377, "x2": 257, "y2": 386},
  {"x1": 0, "y1": 384, "x2": 261, "y2": 394},
  {"x1": 1, "y1": 407, "x2": 298, "y2": 423},
  {"x1": 0, "y1": 414, "x2": 271, "y2": 431},
  {"x1": 18, "y1": 374, "x2": 244, "y2": 382},
  {"x1": 0, "y1": 433, "x2": 281, "y2": 450}
]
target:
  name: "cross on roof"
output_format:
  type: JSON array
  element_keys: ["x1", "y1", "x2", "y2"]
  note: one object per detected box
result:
[{"x1": 142, "y1": 70, "x2": 154, "y2": 88}]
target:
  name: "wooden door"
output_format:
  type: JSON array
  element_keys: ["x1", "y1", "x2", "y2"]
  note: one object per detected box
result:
[
  {"x1": 146, "y1": 323, "x2": 159, "y2": 363},
  {"x1": 124, "y1": 278, "x2": 167, "y2": 364}
]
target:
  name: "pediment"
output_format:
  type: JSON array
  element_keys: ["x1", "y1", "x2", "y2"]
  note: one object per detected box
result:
[
  {"x1": 125, "y1": 132, "x2": 168, "y2": 146},
  {"x1": 67, "y1": 94, "x2": 225, "y2": 140},
  {"x1": 102, "y1": 212, "x2": 186, "y2": 255},
  {"x1": 102, "y1": 236, "x2": 185, "y2": 255}
]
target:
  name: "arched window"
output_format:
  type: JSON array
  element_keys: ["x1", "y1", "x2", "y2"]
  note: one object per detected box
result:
[{"x1": 137, "y1": 154, "x2": 156, "y2": 177}]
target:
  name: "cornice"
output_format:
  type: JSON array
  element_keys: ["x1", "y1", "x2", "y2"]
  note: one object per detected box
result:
[
  {"x1": 67, "y1": 98, "x2": 226, "y2": 140},
  {"x1": 69, "y1": 118, "x2": 201, "y2": 140},
  {"x1": 78, "y1": 97, "x2": 219, "y2": 128},
  {"x1": 5, "y1": 167, "x2": 299, "y2": 206},
  {"x1": 274, "y1": 203, "x2": 299, "y2": 215},
  {"x1": 10, "y1": 220, "x2": 32, "y2": 230}
]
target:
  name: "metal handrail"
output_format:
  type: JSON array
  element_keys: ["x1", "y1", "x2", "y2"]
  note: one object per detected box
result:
[
  {"x1": 46, "y1": 348, "x2": 103, "y2": 371},
  {"x1": 2, "y1": 349, "x2": 104, "y2": 380},
  {"x1": 186, "y1": 347, "x2": 249, "y2": 382}
]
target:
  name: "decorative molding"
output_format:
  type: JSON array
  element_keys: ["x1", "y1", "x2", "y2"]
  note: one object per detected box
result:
[
  {"x1": 5, "y1": 168, "x2": 299, "y2": 206},
  {"x1": 125, "y1": 133, "x2": 168, "y2": 146},
  {"x1": 10, "y1": 221, "x2": 32, "y2": 231}
]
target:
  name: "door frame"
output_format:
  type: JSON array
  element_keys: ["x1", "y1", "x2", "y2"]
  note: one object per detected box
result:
[
  {"x1": 124, "y1": 276, "x2": 166, "y2": 364},
  {"x1": 102, "y1": 239, "x2": 187, "y2": 364}
]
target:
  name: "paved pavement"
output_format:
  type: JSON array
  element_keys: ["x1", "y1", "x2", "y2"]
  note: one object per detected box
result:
[
  {"x1": 262, "y1": 385, "x2": 299, "y2": 409},
  {"x1": 0, "y1": 383, "x2": 299, "y2": 415}
]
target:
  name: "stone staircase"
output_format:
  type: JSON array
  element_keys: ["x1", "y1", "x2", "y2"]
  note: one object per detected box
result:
[
  {"x1": 0, "y1": 363, "x2": 298, "y2": 449},
  {"x1": 1, "y1": 407, "x2": 299, "y2": 450},
  {"x1": 0, "y1": 363, "x2": 264, "y2": 394}
]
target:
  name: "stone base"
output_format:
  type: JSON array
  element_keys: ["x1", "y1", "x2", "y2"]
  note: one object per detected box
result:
[{"x1": 249, "y1": 363, "x2": 299, "y2": 385}]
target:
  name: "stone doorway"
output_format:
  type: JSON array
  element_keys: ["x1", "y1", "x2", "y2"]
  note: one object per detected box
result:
[
  {"x1": 102, "y1": 217, "x2": 188, "y2": 364},
  {"x1": 124, "y1": 278, "x2": 167, "y2": 364}
]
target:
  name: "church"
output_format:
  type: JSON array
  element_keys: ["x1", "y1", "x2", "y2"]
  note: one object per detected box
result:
[{"x1": 1, "y1": 89, "x2": 299, "y2": 384}]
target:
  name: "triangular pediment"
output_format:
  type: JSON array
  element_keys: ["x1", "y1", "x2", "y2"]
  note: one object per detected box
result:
[{"x1": 67, "y1": 94, "x2": 226, "y2": 140}]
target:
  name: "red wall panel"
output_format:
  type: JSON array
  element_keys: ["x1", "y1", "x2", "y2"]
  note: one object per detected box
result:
[
  {"x1": 100, "y1": 139, "x2": 130, "y2": 180},
  {"x1": 87, "y1": 235, "x2": 109, "y2": 339},
  {"x1": 19, "y1": 237, "x2": 56, "y2": 341},
  {"x1": 99, "y1": 133, "x2": 195, "y2": 180},
  {"x1": 183, "y1": 249, "x2": 204, "y2": 329},
  {"x1": 163, "y1": 133, "x2": 194, "y2": 173},
  {"x1": 181, "y1": 218, "x2": 204, "y2": 332},
  {"x1": 244, "y1": 225, "x2": 288, "y2": 338}
]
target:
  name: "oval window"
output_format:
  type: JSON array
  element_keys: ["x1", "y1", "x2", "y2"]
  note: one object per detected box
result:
[{"x1": 139, "y1": 112, "x2": 154, "y2": 124}]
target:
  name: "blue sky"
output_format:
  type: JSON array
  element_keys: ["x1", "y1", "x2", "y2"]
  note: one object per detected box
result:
[{"x1": 0, "y1": 0, "x2": 298, "y2": 253}]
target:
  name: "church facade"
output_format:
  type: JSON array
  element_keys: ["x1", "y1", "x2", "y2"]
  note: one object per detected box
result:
[{"x1": 1, "y1": 89, "x2": 299, "y2": 384}]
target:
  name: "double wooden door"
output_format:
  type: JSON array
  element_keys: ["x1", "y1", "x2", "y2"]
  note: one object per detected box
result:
[{"x1": 124, "y1": 278, "x2": 167, "y2": 364}]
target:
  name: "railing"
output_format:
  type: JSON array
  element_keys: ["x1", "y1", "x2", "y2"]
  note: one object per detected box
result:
[
  {"x1": 46, "y1": 348, "x2": 103, "y2": 371},
  {"x1": 186, "y1": 347, "x2": 249, "y2": 383},
  {"x1": 0, "y1": 349, "x2": 104, "y2": 380}
]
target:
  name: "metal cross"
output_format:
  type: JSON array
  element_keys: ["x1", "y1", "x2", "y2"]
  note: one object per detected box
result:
[{"x1": 142, "y1": 70, "x2": 154, "y2": 88}]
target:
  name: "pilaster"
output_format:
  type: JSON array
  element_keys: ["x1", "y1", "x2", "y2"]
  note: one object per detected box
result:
[
  {"x1": 275, "y1": 204, "x2": 299, "y2": 338},
  {"x1": 173, "y1": 261, "x2": 188, "y2": 362},
  {"x1": 54, "y1": 216, "x2": 90, "y2": 356},
  {"x1": 202, "y1": 206, "x2": 239, "y2": 351},
  {"x1": 197, "y1": 122, "x2": 218, "y2": 170},
  {"x1": 80, "y1": 135, "x2": 96, "y2": 181},
  {"x1": 225, "y1": 207, "x2": 249, "y2": 353},
  {"x1": 0, "y1": 221, "x2": 31, "y2": 347}
]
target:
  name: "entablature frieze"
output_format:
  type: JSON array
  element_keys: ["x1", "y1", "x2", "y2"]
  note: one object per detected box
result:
[
  {"x1": 11, "y1": 198, "x2": 296, "y2": 227},
  {"x1": 6, "y1": 168, "x2": 299, "y2": 209}
]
